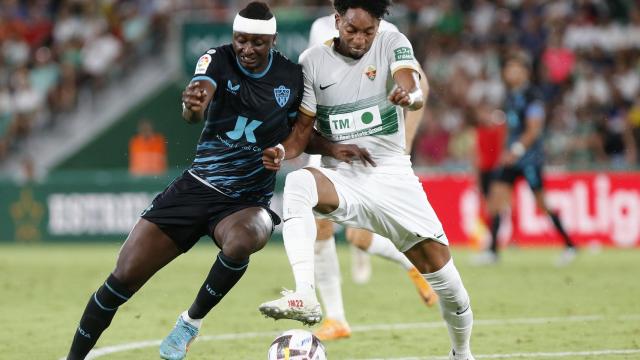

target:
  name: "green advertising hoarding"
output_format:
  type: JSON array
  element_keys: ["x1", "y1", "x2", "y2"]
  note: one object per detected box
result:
[
  {"x1": 0, "y1": 172, "x2": 286, "y2": 243},
  {"x1": 1, "y1": 174, "x2": 162, "y2": 243},
  {"x1": 181, "y1": 20, "x2": 313, "y2": 77}
]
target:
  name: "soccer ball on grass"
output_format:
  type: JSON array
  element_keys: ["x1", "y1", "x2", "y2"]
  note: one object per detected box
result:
[{"x1": 267, "y1": 329, "x2": 327, "y2": 359}]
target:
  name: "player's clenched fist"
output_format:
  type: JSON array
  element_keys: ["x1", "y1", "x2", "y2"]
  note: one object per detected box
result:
[
  {"x1": 182, "y1": 81, "x2": 208, "y2": 113},
  {"x1": 388, "y1": 82, "x2": 423, "y2": 111},
  {"x1": 388, "y1": 86, "x2": 411, "y2": 107},
  {"x1": 262, "y1": 146, "x2": 286, "y2": 171}
]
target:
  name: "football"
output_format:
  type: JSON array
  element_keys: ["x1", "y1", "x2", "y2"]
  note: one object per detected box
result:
[{"x1": 267, "y1": 329, "x2": 327, "y2": 360}]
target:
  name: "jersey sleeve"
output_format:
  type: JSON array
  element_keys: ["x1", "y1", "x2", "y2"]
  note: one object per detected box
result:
[
  {"x1": 526, "y1": 101, "x2": 545, "y2": 121},
  {"x1": 287, "y1": 64, "x2": 305, "y2": 121},
  {"x1": 191, "y1": 48, "x2": 224, "y2": 89},
  {"x1": 298, "y1": 49, "x2": 317, "y2": 117},
  {"x1": 526, "y1": 89, "x2": 546, "y2": 122},
  {"x1": 383, "y1": 32, "x2": 420, "y2": 76}
]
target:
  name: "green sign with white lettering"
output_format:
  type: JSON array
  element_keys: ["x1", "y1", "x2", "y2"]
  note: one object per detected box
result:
[{"x1": 0, "y1": 172, "x2": 288, "y2": 243}]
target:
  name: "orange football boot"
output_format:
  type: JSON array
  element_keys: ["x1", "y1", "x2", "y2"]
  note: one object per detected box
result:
[
  {"x1": 408, "y1": 267, "x2": 439, "y2": 307},
  {"x1": 314, "y1": 318, "x2": 352, "y2": 341}
]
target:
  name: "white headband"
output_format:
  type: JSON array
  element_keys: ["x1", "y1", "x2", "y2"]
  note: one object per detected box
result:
[{"x1": 232, "y1": 14, "x2": 277, "y2": 35}]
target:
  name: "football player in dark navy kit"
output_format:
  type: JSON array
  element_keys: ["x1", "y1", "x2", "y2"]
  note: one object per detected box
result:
[
  {"x1": 65, "y1": 3, "x2": 371, "y2": 360},
  {"x1": 476, "y1": 53, "x2": 577, "y2": 266}
]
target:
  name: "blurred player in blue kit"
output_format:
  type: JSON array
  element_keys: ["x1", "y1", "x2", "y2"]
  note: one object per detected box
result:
[{"x1": 475, "y1": 53, "x2": 578, "y2": 266}]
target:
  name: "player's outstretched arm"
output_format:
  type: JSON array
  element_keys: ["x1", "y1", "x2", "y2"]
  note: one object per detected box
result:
[
  {"x1": 389, "y1": 68, "x2": 424, "y2": 111},
  {"x1": 181, "y1": 80, "x2": 215, "y2": 124}
]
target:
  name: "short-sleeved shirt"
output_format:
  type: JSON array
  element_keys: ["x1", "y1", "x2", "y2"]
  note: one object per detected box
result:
[
  {"x1": 504, "y1": 86, "x2": 545, "y2": 166},
  {"x1": 190, "y1": 45, "x2": 303, "y2": 203},
  {"x1": 299, "y1": 31, "x2": 420, "y2": 168}
]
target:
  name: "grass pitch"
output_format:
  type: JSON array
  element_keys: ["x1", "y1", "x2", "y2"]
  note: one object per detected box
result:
[{"x1": 1, "y1": 243, "x2": 639, "y2": 359}]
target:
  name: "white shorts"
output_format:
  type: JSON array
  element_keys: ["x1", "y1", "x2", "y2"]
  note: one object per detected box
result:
[
  {"x1": 306, "y1": 154, "x2": 322, "y2": 168},
  {"x1": 309, "y1": 164, "x2": 449, "y2": 252}
]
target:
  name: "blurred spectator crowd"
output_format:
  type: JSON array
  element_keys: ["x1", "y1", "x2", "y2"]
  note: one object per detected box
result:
[
  {"x1": 403, "y1": 0, "x2": 640, "y2": 170},
  {"x1": 188, "y1": 0, "x2": 640, "y2": 170},
  {"x1": 0, "y1": 0, "x2": 170, "y2": 161},
  {"x1": 3, "y1": 0, "x2": 640, "y2": 172}
]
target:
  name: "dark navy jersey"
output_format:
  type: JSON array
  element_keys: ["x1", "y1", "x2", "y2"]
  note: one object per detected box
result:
[
  {"x1": 189, "y1": 45, "x2": 303, "y2": 203},
  {"x1": 504, "y1": 86, "x2": 545, "y2": 166}
]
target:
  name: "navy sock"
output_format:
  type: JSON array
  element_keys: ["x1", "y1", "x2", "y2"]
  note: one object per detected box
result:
[
  {"x1": 67, "y1": 274, "x2": 134, "y2": 360},
  {"x1": 188, "y1": 252, "x2": 249, "y2": 319},
  {"x1": 550, "y1": 212, "x2": 575, "y2": 248},
  {"x1": 489, "y1": 215, "x2": 501, "y2": 254}
]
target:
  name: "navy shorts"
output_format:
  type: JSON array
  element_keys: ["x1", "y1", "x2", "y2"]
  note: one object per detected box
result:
[
  {"x1": 141, "y1": 170, "x2": 280, "y2": 252},
  {"x1": 478, "y1": 169, "x2": 495, "y2": 197},
  {"x1": 493, "y1": 164, "x2": 544, "y2": 192}
]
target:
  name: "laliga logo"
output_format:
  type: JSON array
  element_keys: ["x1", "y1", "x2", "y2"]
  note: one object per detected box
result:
[{"x1": 518, "y1": 175, "x2": 640, "y2": 247}]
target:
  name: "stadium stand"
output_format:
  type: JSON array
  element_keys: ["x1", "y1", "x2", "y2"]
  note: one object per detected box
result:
[
  {"x1": 401, "y1": 0, "x2": 639, "y2": 170},
  {"x1": 1, "y1": 0, "x2": 638, "y2": 173},
  {"x1": 0, "y1": 0, "x2": 171, "y2": 163}
]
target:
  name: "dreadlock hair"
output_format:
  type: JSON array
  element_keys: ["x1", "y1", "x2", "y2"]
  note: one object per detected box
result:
[
  {"x1": 239, "y1": 1, "x2": 274, "y2": 20},
  {"x1": 333, "y1": 0, "x2": 391, "y2": 19}
]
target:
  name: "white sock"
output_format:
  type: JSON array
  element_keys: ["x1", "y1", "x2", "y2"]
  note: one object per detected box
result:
[
  {"x1": 282, "y1": 169, "x2": 318, "y2": 293},
  {"x1": 367, "y1": 233, "x2": 414, "y2": 271},
  {"x1": 181, "y1": 310, "x2": 202, "y2": 329},
  {"x1": 424, "y1": 259, "x2": 473, "y2": 357},
  {"x1": 314, "y1": 237, "x2": 346, "y2": 322}
]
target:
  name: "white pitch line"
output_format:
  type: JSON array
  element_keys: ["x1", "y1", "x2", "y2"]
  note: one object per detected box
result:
[
  {"x1": 66, "y1": 314, "x2": 640, "y2": 360},
  {"x1": 354, "y1": 349, "x2": 640, "y2": 360}
]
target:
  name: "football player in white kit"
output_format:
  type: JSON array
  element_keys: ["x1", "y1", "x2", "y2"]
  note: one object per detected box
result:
[
  {"x1": 305, "y1": 1, "x2": 437, "y2": 342},
  {"x1": 259, "y1": 1, "x2": 474, "y2": 359}
]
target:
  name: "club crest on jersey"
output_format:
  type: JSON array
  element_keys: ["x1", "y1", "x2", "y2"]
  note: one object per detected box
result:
[
  {"x1": 365, "y1": 65, "x2": 377, "y2": 80},
  {"x1": 274, "y1": 85, "x2": 290, "y2": 108},
  {"x1": 227, "y1": 80, "x2": 240, "y2": 94}
]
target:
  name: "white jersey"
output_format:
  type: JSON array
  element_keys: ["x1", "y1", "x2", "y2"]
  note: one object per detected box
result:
[
  {"x1": 308, "y1": 15, "x2": 400, "y2": 48},
  {"x1": 299, "y1": 31, "x2": 420, "y2": 169}
]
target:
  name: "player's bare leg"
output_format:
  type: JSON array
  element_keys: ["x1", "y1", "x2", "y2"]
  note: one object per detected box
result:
[
  {"x1": 405, "y1": 240, "x2": 474, "y2": 360},
  {"x1": 259, "y1": 168, "x2": 339, "y2": 325},
  {"x1": 67, "y1": 219, "x2": 182, "y2": 360},
  {"x1": 161, "y1": 207, "x2": 273, "y2": 360}
]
